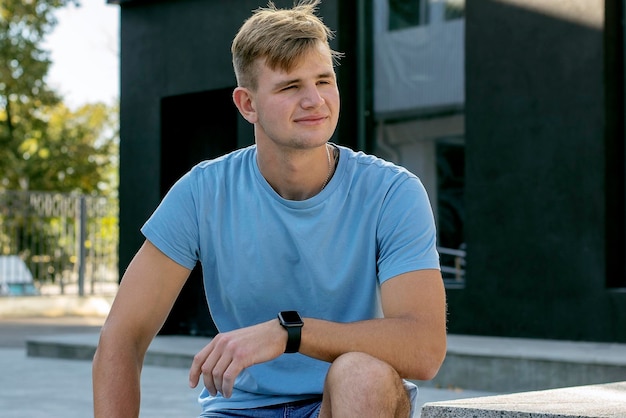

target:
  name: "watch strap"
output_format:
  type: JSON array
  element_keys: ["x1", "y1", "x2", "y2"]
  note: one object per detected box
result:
[
  {"x1": 278, "y1": 311, "x2": 303, "y2": 353},
  {"x1": 284, "y1": 325, "x2": 301, "y2": 353}
]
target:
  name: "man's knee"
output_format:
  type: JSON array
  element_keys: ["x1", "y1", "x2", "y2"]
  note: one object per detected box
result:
[
  {"x1": 327, "y1": 352, "x2": 400, "y2": 388},
  {"x1": 322, "y1": 352, "x2": 410, "y2": 417}
]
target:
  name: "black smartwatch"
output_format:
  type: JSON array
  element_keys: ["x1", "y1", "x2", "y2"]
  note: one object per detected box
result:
[{"x1": 278, "y1": 311, "x2": 304, "y2": 353}]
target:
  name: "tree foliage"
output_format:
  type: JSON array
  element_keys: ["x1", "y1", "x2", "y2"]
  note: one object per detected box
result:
[
  {"x1": 0, "y1": 1, "x2": 118, "y2": 292},
  {"x1": 0, "y1": 0, "x2": 119, "y2": 197},
  {"x1": 17, "y1": 101, "x2": 119, "y2": 195}
]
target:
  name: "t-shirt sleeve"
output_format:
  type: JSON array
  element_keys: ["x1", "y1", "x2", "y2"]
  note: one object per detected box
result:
[
  {"x1": 376, "y1": 175, "x2": 440, "y2": 284},
  {"x1": 140, "y1": 172, "x2": 200, "y2": 270}
]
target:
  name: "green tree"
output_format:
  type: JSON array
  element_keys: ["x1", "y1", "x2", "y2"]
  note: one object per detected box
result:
[
  {"x1": 19, "y1": 101, "x2": 119, "y2": 196},
  {"x1": 0, "y1": 1, "x2": 119, "y2": 292},
  {"x1": 0, "y1": 0, "x2": 120, "y2": 194}
]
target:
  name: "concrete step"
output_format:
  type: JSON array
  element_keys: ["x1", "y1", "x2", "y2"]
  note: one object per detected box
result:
[
  {"x1": 420, "y1": 335, "x2": 626, "y2": 393},
  {"x1": 26, "y1": 333, "x2": 626, "y2": 394},
  {"x1": 421, "y1": 381, "x2": 626, "y2": 418},
  {"x1": 26, "y1": 332, "x2": 211, "y2": 368}
]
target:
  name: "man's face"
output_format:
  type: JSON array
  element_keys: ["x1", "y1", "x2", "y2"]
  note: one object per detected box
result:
[{"x1": 247, "y1": 42, "x2": 340, "y2": 151}]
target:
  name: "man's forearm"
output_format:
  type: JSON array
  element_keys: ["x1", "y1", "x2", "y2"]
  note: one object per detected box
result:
[
  {"x1": 298, "y1": 316, "x2": 446, "y2": 380},
  {"x1": 93, "y1": 341, "x2": 143, "y2": 418},
  {"x1": 298, "y1": 270, "x2": 447, "y2": 380}
]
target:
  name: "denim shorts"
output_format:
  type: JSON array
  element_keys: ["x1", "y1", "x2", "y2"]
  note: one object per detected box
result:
[{"x1": 200, "y1": 398, "x2": 322, "y2": 418}]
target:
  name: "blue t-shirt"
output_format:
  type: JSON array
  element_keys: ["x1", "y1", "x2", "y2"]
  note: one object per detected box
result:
[{"x1": 141, "y1": 144, "x2": 440, "y2": 412}]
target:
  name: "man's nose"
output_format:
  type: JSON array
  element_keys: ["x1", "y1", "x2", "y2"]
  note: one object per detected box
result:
[{"x1": 300, "y1": 85, "x2": 325, "y2": 108}]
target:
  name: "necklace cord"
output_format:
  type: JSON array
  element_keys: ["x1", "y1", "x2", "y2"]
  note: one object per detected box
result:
[{"x1": 320, "y1": 144, "x2": 337, "y2": 191}]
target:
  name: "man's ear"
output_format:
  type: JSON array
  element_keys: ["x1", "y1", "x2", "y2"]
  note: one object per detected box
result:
[{"x1": 232, "y1": 87, "x2": 257, "y2": 124}]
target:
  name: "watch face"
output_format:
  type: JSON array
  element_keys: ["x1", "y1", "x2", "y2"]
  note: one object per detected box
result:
[{"x1": 279, "y1": 310, "x2": 302, "y2": 325}]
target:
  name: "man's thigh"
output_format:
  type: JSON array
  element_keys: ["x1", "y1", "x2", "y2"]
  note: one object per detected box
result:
[{"x1": 200, "y1": 398, "x2": 322, "y2": 418}]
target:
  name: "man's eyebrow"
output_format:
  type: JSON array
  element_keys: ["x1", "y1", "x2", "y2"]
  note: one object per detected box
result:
[
  {"x1": 318, "y1": 71, "x2": 335, "y2": 79},
  {"x1": 273, "y1": 72, "x2": 335, "y2": 89},
  {"x1": 273, "y1": 78, "x2": 300, "y2": 89}
]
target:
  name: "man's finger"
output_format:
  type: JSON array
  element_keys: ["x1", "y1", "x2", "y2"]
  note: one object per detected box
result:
[
  {"x1": 220, "y1": 361, "x2": 242, "y2": 399},
  {"x1": 205, "y1": 348, "x2": 235, "y2": 396},
  {"x1": 189, "y1": 343, "x2": 214, "y2": 388}
]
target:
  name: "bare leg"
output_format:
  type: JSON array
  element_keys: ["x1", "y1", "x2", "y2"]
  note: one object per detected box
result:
[{"x1": 318, "y1": 352, "x2": 411, "y2": 418}]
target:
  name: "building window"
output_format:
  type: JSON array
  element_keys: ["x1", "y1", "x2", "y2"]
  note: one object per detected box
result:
[
  {"x1": 436, "y1": 138, "x2": 465, "y2": 284},
  {"x1": 373, "y1": 117, "x2": 466, "y2": 287},
  {"x1": 389, "y1": 0, "x2": 427, "y2": 29},
  {"x1": 444, "y1": 0, "x2": 465, "y2": 21},
  {"x1": 389, "y1": 0, "x2": 465, "y2": 30},
  {"x1": 376, "y1": 0, "x2": 466, "y2": 287}
]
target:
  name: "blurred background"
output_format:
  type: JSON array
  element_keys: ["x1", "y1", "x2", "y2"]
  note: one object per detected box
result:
[
  {"x1": 0, "y1": 1, "x2": 119, "y2": 298},
  {"x1": 1, "y1": 0, "x2": 625, "y2": 344}
]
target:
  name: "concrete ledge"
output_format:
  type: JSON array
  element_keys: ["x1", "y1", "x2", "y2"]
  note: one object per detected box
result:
[
  {"x1": 421, "y1": 381, "x2": 626, "y2": 417},
  {"x1": 419, "y1": 335, "x2": 626, "y2": 393},
  {"x1": 27, "y1": 332, "x2": 626, "y2": 395},
  {"x1": 27, "y1": 333, "x2": 211, "y2": 368},
  {"x1": 0, "y1": 295, "x2": 114, "y2": 318}
]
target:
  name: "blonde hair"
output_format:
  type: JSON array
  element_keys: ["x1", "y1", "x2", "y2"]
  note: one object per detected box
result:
[{"x1": 231, "y1": 0, "x2": 343, "y2": 90}]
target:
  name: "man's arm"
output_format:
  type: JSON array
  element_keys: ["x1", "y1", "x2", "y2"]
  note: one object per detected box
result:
[
  {"x1": 189, "y1": 268, "x2": 446, "y2": 397},
  {"x1": 299, "y1": 269, "x2": 447, "y2": 380},
  {"x1": 93, "y1": 240, "x2": 191, "y2": 417}
]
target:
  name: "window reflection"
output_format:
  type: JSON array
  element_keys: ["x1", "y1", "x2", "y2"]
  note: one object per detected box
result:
[
  {"x1": 389, "y1": 0, "x2": 465, "y2": 30},
  {"x1": 376, "y1": 0, "x2": 466, "y2": 286}
]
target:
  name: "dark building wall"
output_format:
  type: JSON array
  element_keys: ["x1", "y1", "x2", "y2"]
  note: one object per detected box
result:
[
  {"x1": 118, "y1": 0, "x2": 241, "y2": 272},
  {"x1": 451, "y1": 0, "x2": 626, "y2": 341}
]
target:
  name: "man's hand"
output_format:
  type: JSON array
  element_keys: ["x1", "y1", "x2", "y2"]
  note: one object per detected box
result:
[{"x1": 188, "y1": 319, "x2": 287, "y2": 398}]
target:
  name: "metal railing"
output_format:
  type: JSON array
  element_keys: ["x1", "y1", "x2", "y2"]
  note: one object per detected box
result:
[
  {"x1": 0, "y1": 191, "x2": 119, "y2": 296},
  {"x1": 438, "y1": 245, "x2": 466, "y2": 286}
]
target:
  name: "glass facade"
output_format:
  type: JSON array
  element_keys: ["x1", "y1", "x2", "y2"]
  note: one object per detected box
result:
[
  {"x1": 374, "y1": 0, "x2": 466, "y2": 285},
  {"x1": 389, "y1": 0, "x2": 465, "y2": 30}
]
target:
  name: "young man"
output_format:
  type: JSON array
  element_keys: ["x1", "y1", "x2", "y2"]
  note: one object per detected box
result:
[{"x1": 92, "y1": 1, "x2": 447, "y2": 417}]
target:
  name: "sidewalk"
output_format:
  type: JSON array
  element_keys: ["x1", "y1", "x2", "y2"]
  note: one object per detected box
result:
[
  {"x1": 0, "y1": 316, "x2": 495, "y2": 418},
  {"x1": 0, "y1": 316, "x2": 204, "y2": 417},
  {"x1": 1, "y1": 346, "x2": 203, "y2": 418}
]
